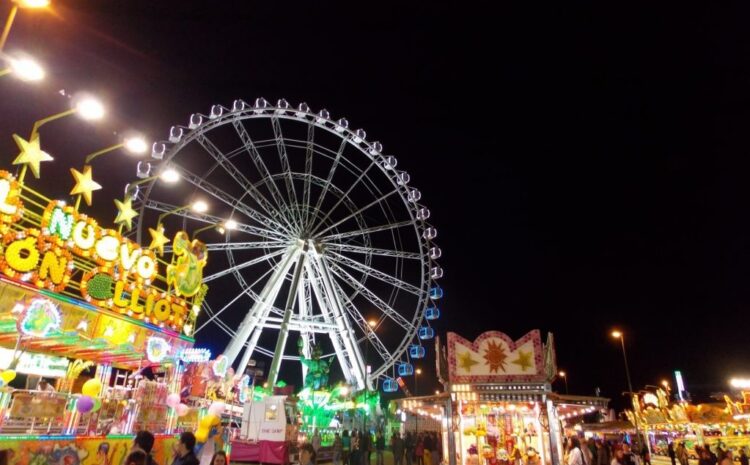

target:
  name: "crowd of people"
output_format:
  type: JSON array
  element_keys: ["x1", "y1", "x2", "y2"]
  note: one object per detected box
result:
[
  {"x1": 121, "y1": 430, "x2": 229, "y2": 465},
  {"x1": 307, "y1": 429, "x2": 442, "y2": 465},
  {"x1": 565, "y1": 436, "x2": 750, "y2": 465}
]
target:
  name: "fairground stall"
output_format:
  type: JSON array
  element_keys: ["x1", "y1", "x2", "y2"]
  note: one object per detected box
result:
[
  {"x1": 0, "y1": 147, "x2": 211, "y2": 463},
  {"x1": 625, "y1": 386, "x2": 750, "y2": 457},
  {"x1": 397, "y1": 330, "x2": 609, "y2": 465}
]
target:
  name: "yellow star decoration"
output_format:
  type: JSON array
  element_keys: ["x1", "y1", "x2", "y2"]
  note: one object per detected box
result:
[
  {"x1": 511, "y1": 350, "x2": 533, "y2": 372},
  {"x1": 149, "y1": 224, "x2": 170, "y2": 256},
  {"x1": 12, "y1": 134, "x2": 54, "y2": 179},
  {"x1": 114, "y1": 196, "x2": 138, "y2": 231},
  {"x1": 458, "y1": 351, "x2": 479, "y2": 372},
  {"x1": 70, "y1": 165, "x2": 102, "y2": 206}
]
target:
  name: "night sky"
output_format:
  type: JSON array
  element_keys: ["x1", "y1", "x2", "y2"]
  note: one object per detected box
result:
[{"x1": 0, "y1": 1, "x2": 749, "y2": 409}]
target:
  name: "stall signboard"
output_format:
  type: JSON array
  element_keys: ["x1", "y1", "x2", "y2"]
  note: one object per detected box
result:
[
  {"x1": 0, "y1": 348, "x2": 69, "y2": 378},
  {"x1": 0, "y1": 434, "x2": 179, "y2": 465},
  {"x1": 447, "y1": 330, "x2": 546, "y2": 383},
  {"x1": 0, "y1": 171, "x2": 208, "y2": 336}
]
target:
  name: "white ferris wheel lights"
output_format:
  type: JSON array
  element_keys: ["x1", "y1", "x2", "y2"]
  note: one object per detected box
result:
[
  {"x1": 123, "y1": 136, "x2": 149, "y2": 154},
  {"x1": 191, "y1": 200, "x2": 209, "y2": 213},
  {"x1": 159, "y1": 168, "x2": 180, "y2": 184},
  {"x1": 368, "y1": 319, "x2": 377, "y2": 328},
  {"x1": 6, "y1": 55, "x2": 45, "y2": 81},
  {"x1": 74, "y1": 95, "x2": 105, "y2": 121},
  {"x1": 224, "y1": 219, "x2": 238, "y2": 230}
]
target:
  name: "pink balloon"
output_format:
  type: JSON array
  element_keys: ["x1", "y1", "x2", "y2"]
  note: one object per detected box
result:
[
  {"x1": 166, "y1": 393, "x2": 181, "y2": 409},
  {"x1": 176, "y1": 403, "x2": 190, "y2": 417}
]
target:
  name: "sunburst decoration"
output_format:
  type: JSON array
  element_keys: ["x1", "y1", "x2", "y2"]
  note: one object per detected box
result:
[{"x1": 483, "y1": 340, "x2": 508, "y2": 373}]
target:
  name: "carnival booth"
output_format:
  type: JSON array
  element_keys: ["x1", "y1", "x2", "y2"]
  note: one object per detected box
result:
[
  {"x1": 0, "y1": 160, "x2": 212, "y2": 463},
  {"x1": 398, "y1": 330, "x2": 608, "y2": 465}
]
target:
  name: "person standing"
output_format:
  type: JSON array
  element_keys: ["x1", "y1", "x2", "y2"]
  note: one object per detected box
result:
[
  {"x1": 596, "y1": 440, "x2": 610, "y2": 465},
  {"x1": 333, "y1": 433, "x2": 343, "y2": 465},
  {"x1": 404, "y1": 432, "x2": 415, "y2": 465},
  {"x1": 739, "y1": 448, "x2": 748, "y2": 465},
  {"x1": 392, "y1": 432, "x2": 405, "y2": 465},
  {"x1": 677, "y1": 443, "x2": 689, "y2": 465},
  {"x1": 312, "y1": 430, "x2": 322, "y2": 465},
  {"x1": 567, "y1": 437, "x2": 585, "y2": 465},
  {"x1": 375, "y1": 431, "x2": 385, "y2": 465},
  {"x1": 300, "y1": 444, "x2": 317, "y2": 465},
  {"x1": 668, "y1": 443, "x2": 676, "y2": 465},
  {"x1": 170, "y1": 432, "x2": 199, "y2": 465},
  {"x1": 719, "y1": 451, "x2": 732, "y2": 465},
  {"x1": 342, "y1": 431, "x2": 352, "y2": 465}
]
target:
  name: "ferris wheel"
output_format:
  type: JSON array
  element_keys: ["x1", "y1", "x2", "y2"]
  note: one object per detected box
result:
[{"x1": 131, "y1": 98, "x2": 443, "y2": 392}]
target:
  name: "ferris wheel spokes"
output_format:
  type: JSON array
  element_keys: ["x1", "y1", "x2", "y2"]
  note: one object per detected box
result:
[
  {"x1": 309, "y1": 136, "x2": 348, "y2": 233},
  {"x1": 324, "y1": 243, "x2": 422, "y2": 260},
  {"x1": 270, "y1": 116, "x2": 305, "y2": 233},
  {"x1": 167, "y1": 163, "x2": 295, "y2": 237},
  {"x1": 223, "y1": 246, "x2": 299, "y2": 369},
  {"x1": 308, "y1": 254, "x2": 369, "y2": 389},
  {"x1": 202, "y1": 249, "x2": 287, "y2": 283},
  {"x1": 321, "y1": 220, "x2": 416, "y2": 242},
  {"x1": 232, "y1": 119, "x2": 300, "y2": 233},
  {"x1": 193, "y1": 132, "x2": 297, "y2": 234},
  {"x1": 326, "y1": 252, "x2": 423, "y2": 296},
  {"x1": 303, "y1": 260, "x2": 356, "y2": 386},
  {"x1": 326, "y1": 261, "x2": 415, "y2": 332},
  {"x1": 301, "y1": 120, "x2": 316, "y2": 230}
]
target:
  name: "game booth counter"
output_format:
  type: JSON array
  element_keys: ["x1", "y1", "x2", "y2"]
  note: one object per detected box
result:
[
  {"x1": 396, "y1": 330, "x2": 609, "y2": 465},
  {"x1": 0, "y1": 163, "x2": 218, "y2": 464}
]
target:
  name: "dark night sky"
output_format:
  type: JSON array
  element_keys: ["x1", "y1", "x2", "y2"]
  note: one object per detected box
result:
[{"x1": 1, "y1": 1, "x2": 750, "y2": 409}]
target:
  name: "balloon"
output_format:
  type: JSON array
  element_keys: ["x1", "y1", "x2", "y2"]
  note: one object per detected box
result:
[
  {"x1": 92, "y1": 398, "x2": 102, "y2": 413},
  {"x1": 176, "y1": 403, "x2": 190, "y2": 417},
  {"x1": 166, "y1": 393, "x2": 181, "y2": 409},
  {"x1": 195, "y1": 428, "x2": 209, "y2": 443},
  {"x1": 81, "y1": 378, "x2": 102, "y2": 397},
  {"x1": 200, "y1": 414, "x2": 217, "y2": 429},
  {"x1": 77, "y1": 395, "x2": 94, "y2": 413},
  {"x1": 1, "y1": 370, "x2": 16, "y2": 384},
  {"x1": 208, "y1": 401, "x2": 225, "y2": 416}
]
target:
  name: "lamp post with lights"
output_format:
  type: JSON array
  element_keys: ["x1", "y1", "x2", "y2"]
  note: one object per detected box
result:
[
  {"x1": 1, "y1": 0, "x2": 50, "y2": 51},
  {"x1": 415, "y1": 367, "x2": 422, "y2": 434},
  {"x1": 363, "y1": 319, "x2": 376, "y2": 434},
  {"x1": 558, "y1": 371, "x2": 569, "y2": 394},
  {"x1": 0, "y1": 55, "x2": 45, "y2": 81},
  {"x1": 611, "y1": 330, "x2": 642, "y2": 449}
]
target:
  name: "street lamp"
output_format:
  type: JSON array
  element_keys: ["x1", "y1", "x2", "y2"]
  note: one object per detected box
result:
[
  {"x1": 415, "y1": 367, "x2": 422, "y2": 434},
  {"x1": 0, "y1": 55, "x2": 45, "y2": 81},
  {"x1": 1, "y1": 0, "x2": 50, "y2": 52},
  {"x1": 193, "y1": 219, "x2": 238, "y2": 240},
  {"x1": 157, "y1": 200, "x2": 209, "y2": 225},
  {"x1": 30, "y1": 95, "x2": 105, "y2": 139},
  {"x1": 611, "y1": 329, "x2": 641, "y2": 448},
  {"x1": 559, "y1": 371, "x2": 569, "y2": 394},
  {"x1": 84, "y1": 135, "x2": 148, "y2": 164},
  {"x1": 363, "y1": 319, "x2": 377, "y2": 433}
]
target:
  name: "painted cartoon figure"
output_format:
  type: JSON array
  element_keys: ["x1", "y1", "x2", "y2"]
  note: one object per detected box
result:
[{"x1": 166, "y1": 231, "x2": 207, "y2": 297}]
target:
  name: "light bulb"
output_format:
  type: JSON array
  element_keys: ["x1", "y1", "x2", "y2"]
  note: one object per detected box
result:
[
  {"x1": 75, "y1": 96, "x2": 105, "y2": 121},
  {"x1": 160, "y1": 168, "x2": 179, "y2": 183},
  {"x1": 124, "y1": 136, "x2": 148, "y2": 154},
  {"x1": 8, "y1": 57, "x2": 45, "y2": 82},
  {"x1": 191, "y1": 200, "x2": 208, "y2": 213}
]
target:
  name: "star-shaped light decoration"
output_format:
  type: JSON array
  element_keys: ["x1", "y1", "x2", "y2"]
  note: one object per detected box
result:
[
  {"x1": 511, "y1": 349, "x2": 533, "y2": 372},
  {"x1": 114, "y1": 196, "x2": 138, "y2": 231},
  {"x1": 76, "y1": 319, "x2": 89, "y2": 332},
  {"x1": 148, "y1": 224, "x2": 169, "y2": 256},
  {"x1": 458, "y1": 351, "x2": 479, "y2": 372},
  {"x1": 12, "y1": 134, "x2": 54, "y2": 179},
  {"x1": 70, "y1": 165, "x2": 102, "y2": 206}
]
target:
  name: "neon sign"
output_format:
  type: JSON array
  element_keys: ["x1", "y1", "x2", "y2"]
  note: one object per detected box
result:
[
  {"x1": 178, "y1": 348, "x2": 211, "y2": 363},
  {"x1": 146, "y1": 336, "x2": 170, "y2": 363},
  {"x1": 17, "y1": 298, "x2": 61, "y2": 338}
]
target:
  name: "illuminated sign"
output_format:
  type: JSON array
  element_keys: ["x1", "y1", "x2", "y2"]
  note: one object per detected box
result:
[
  {"x1": 0, "y1": 348, "x2": 69, "y2": 378},
  {"x1": 0, "y1": 171, "x2": 208, "y2": 334},
  {"x1": 212, "y1": 355, "x2": 229, "y2": 377},
  {"x1": 178, "y1": 347, "x2": 211, "y2": 363},
  {"x1": 146, "y1": 336, "x2": 171, "y2": 363},
  {"x1": 17, "y1": 298, "x2": 61, "y2": 338},
  {"x1": 675, "y1": 370, "x2": 686, "y2": 401}
]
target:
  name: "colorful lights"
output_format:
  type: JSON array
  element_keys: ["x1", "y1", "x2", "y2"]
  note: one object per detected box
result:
[
  {"x1": 178, "y1": 347, "x2": 211, "y2": 363},
  {"x1": 146, "y1": 336, "x2": 170, "y2": 363},
  {"x1": 212, "y1": 354, "x2": 229, "y2": 377},
  {"x1": 17, "y1": 297, "x2": 61, "y2": 337}
]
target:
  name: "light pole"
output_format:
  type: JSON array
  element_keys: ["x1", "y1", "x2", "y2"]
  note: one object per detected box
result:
[
  {"x1": 84, "y1": 135, "x2": 148, "y2": 164},
  {"x1": 415, "y1": 367, "x2": 421, "y2": 434},
  {"x1": 611, "y1": 330, "x2": 641, "y2": 449},
  {"x1": 192, "y1": 219, "x2": 238, "y2": 240},
  {"x1": 364, "y1": 319, "x2": 376, "y2": 434},
  {"x1": 558, "y1": 371, "x2": 569, "y2": 394},
  {"x1": 0, "y1": 55, "x2": 45, "y2": 81},
  {"x1": 1, "y1": 0, "x2": 50, "y2": 52}
]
